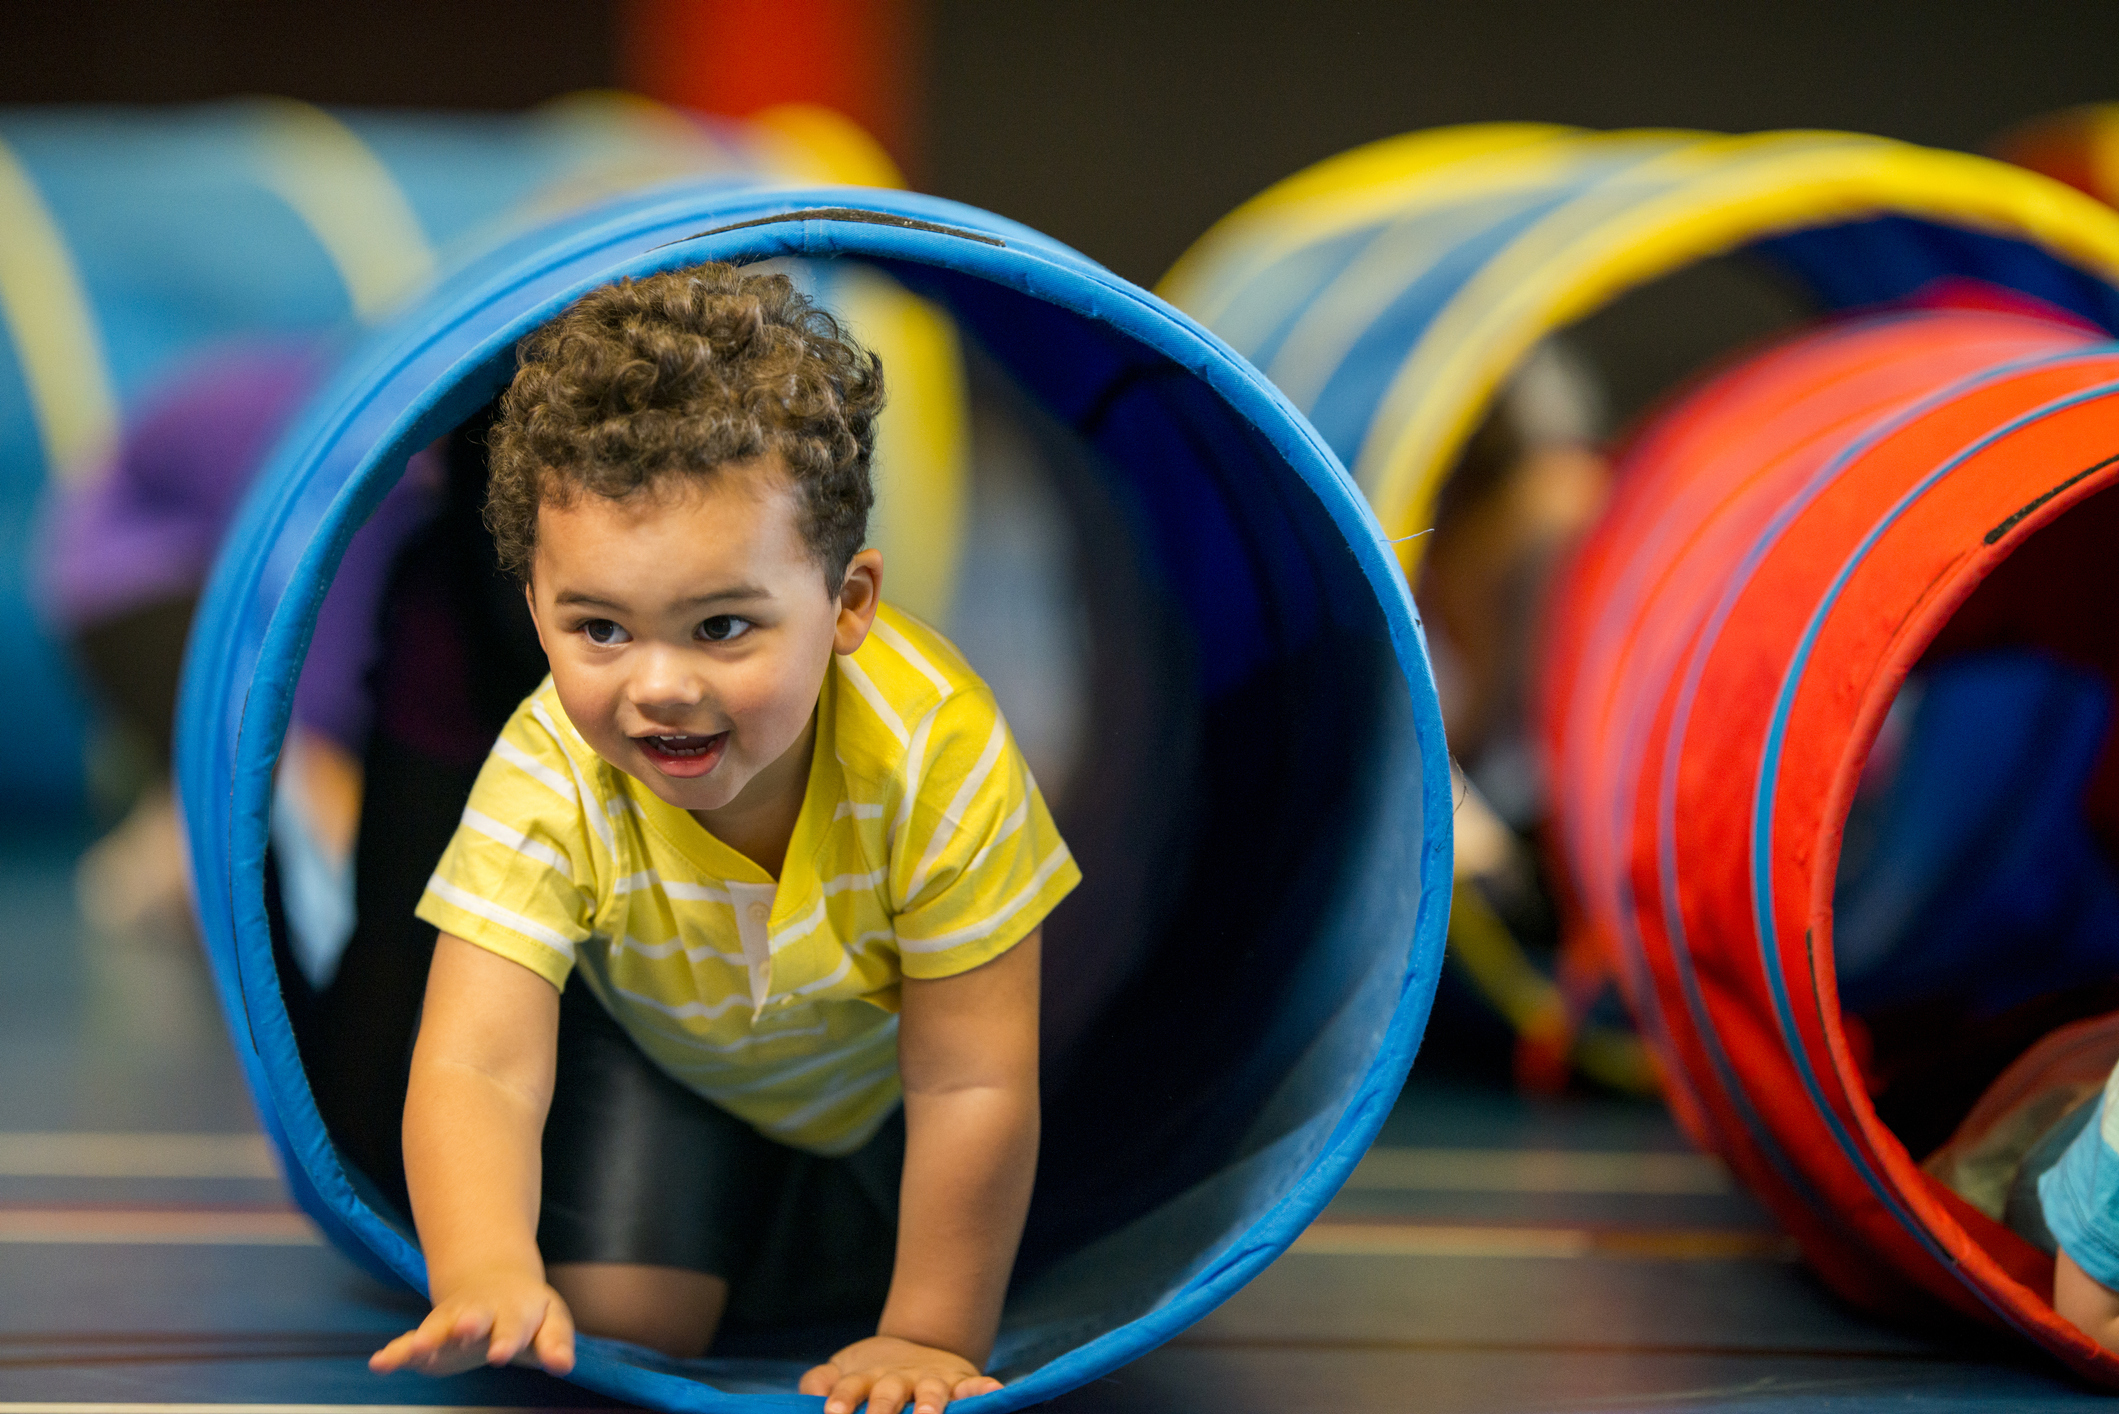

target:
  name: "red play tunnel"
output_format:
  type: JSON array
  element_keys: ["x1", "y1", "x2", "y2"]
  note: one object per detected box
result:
[{"x1": 1540, "y1": 304, "x2": 2119, "y2": 1379}]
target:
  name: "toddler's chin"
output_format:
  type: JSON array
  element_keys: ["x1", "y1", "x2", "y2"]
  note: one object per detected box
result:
[{"x1": 649, "y1": 770, "x2": 742, "y2": 814}]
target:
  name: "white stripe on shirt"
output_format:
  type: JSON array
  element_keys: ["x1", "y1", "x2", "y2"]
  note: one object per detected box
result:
[
  {"x1": 692, "y1": 1016, "x2": 899, "y2": 1092},
  {"x1": 766, "y1": 1059, "x2": 904, "y2": 1134},
  {"x1": 425, "y1": 874, "x2": 580, "y2": 958},
  {"x1": 777, "y1": 950, "x2": 853, "y2": 1001},
  {"x1": 897, "y1": 841, "x2": 1073, "y2": 953},
  {"x1": 837, "y1": 655, "x2": 909, "y2": 746},
  {"x1": 493, "y1": 738, "x2": 576, "y2": 802},
  {"x1": 611, "y1": 932, "x2": 747, "y2": 965},
  {"x1": 869, "y1": 617, "x2": 954, "y2": 697},
  {"x1": 608, "y1": 984, "x2": 754, "y2": 1023},
  {"x1": 821, "y1": 867, "x2": 888, "y2": 896},
  {"x1": 611, "y1": 871, "x2": 733, "y2": 905},
  {"x1": 769, "y1": 896, "x2": 829, "y2": 953},
  {"x1": 907, "y1": 718, "x2": 1007, "y2": 898},
  {"x1": 966, "y1": 800, "x2": 1029, "y2": 876},
  {"x1": 531, "y1": 701, "x2": 615, "y2": 855},
  {"x1": 460, "y1": 806, "x2": 574, "y2": 880},
  {"x1": 661, "y1": 1021, "x2": 834, "y2": 1055},
  {"x1": 893, "y1": 705, "x2": 939, "y2": 838}
]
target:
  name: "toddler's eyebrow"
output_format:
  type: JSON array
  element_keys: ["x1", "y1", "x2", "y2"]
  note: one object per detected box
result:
[
  {"x1": 553, "y1": 585, "x2": 770, "y2": 610},
  {"x1": 678, "y1": 585, "x2": 771, "y2": 607}
]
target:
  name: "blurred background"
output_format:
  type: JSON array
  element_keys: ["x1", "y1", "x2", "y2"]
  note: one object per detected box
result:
[
  {"x1": 9, "y1": 3, "x2": 2119, "y2": 1407},
  {"x1": 6, "y1": 0, "x2": 2117, "y2": 285},
  {"x1": 9, "y1": 0, "x2": 2119, "y2": 1070},
  {"x1": 7, "y1": 0, "x2": 2118, "y2": 816}
]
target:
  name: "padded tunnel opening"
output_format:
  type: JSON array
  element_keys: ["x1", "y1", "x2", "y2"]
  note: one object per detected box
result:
[
  {"x1": 1426, "y1": 248, "x2": 1819, "y2": 812},
  {"x1": 1431, "y1": 216, "x2": 2119, "y2": 818},
  {"x1": 1835, "y1": 482, "x2": 2119, "y2": 1165},
  {"x1": 1420, "y1": 220, "x2": 2119, "y2": 1091},
  {"x1": 233, "y1": 232, "x2": 1432, "y2": 1392}
]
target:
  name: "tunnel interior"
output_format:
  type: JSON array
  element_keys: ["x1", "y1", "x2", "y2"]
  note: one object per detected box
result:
[
  {"x1": 1833, "y1": 483, "x2": 2119, "y2": 1182},
  {"x1": 235, "y1": 245, "x2": 1433, "y2": 1389}
]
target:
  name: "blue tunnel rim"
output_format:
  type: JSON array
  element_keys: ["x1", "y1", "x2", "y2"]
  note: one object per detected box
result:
[{"x1": 176, "y1": 181, "x2": 1454, "y2": 1413}]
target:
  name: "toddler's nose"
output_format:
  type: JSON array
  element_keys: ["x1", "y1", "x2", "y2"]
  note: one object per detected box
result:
[{"x1": 627, "y1": 643, "x2": 708, "y2": 713}]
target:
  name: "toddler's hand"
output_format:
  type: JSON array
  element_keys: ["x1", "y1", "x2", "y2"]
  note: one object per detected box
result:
[
  {"x1": 799, "y1": 1334, "x2": 1000, "y2": 1414},
  {"x1": 369, "y1": 1271, "x2": 576, "y2": 1378}
]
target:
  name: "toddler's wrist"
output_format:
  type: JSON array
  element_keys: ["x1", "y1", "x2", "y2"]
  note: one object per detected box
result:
[
  {"x1": 870, "y1": 1326, "x2": 983, "y2": 1368},
  {"x1": 427, "y1": 1255, "x2": 548, "y2": 1299}
]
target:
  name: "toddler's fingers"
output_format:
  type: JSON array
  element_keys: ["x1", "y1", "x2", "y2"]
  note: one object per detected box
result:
[
  {"x1": 863, "y1": 1373, "x2": 912, "y2": 1414},
  {"x1": 375, "y1": 1319, "x2": 485, "y2": 1379},
  {"x1": 386, "y1": 1306, "x2": 484, "y2": 1373},
  {"x1": 368, "y1": 1330, "x2": 421, "y2": 1373},
  {"x1": 800, "y1": 1363, "x2": 844, "y2": 1397},
  {"x1": 911, "y1": 1374, "x2": 953, "y2": 1414},
  {"x1": 441, "y1": 1304, "x2": 493, "y2": 1343},
  {"x1": 485, "y1": 1303, "x2": 538, "y2": 1367},
  {"x1": 951, "y1": 1376, "x2": 1002, "y2": 1400},
  {"x1": 530, "y1": 1303, "x2": 577, "y2": 1375},
  {"x1": 436, "y1": 1305, "x2": 495, "y2": 1366},
  {"x1": 825, "y1": 1371, "x2": 876, "y2": 1414}
]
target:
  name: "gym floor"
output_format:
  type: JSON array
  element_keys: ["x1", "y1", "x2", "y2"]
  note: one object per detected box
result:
[{"x1": 0, "y1": 832, "x2": 2107, "y2": 1414}]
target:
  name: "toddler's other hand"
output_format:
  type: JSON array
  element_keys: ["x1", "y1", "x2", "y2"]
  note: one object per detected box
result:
[
  {"x1": 800, "y1": 1334, "x2": 1000, "y2": 1414},
  {"x1": 369, "y1": 1273, "x2": 576, "y2": 1377}
]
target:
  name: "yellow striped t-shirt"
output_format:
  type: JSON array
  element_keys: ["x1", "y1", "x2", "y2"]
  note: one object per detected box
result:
[{"x1": 414, "y1": 604, "x2": 1079, "y2": 1155}]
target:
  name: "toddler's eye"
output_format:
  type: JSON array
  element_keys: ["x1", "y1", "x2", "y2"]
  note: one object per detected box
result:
[
  {"x1": 698, "y1": 615, "x2": 752, "y2": 643},
  {"x1": 581, "y1": 619, "x2": 630, "y2": 646}
]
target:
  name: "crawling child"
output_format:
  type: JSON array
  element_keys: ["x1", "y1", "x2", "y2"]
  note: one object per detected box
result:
[
  {"x1": 2038, "y1": 1039, "x2": 2119, "y2": 1351},
  {"x1": 1922, "y1": 1010, "x2": 2119, "y2": 1354},
  {"x1": 367, "y1": 263, "x2": 1079, "y2": 1414}
]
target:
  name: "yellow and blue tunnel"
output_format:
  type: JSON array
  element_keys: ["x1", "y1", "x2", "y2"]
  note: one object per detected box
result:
[{"x1": 1164, "y1": 122, "x2": 2119, "y2": 1377}]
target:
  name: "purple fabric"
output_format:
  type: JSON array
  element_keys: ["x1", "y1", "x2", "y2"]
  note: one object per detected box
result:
[
  {"x1": 294, "y1": 447, "x2": 445, "y2": 751},
  {"x1": 40, "y1": 336, "x2": 443, "y2": 755},
  {"x1": 41, "y1": 339, "x2": 331, "y2": 629}
]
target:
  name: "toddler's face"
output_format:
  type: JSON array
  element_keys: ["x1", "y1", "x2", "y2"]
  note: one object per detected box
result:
[{"x1": 524, "y1": 456, "x2": 878, "y2": 817}]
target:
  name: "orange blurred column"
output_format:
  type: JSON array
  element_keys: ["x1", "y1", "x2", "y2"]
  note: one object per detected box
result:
[{"x1": 619, "y1": 0, "x2": 925, "y2": 180}]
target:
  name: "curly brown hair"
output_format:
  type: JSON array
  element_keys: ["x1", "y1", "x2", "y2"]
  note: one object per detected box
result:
[{"x1": 485, "y1": 262, "x2": 885, "y2": 585}]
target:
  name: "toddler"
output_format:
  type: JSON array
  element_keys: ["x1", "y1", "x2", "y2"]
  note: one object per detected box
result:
[{"x1": 367, "y1": 263, "x2": 1078, "y2": 1414}]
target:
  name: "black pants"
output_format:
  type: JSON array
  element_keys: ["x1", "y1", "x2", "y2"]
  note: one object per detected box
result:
[{"x1": 539, "y1": 983, "x2": 904, "y2": 1330}]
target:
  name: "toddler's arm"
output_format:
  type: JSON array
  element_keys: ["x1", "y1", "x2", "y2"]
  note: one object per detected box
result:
[
  {"x1": 369, "y1": 933, "x2": 576, "y2": 1377},
  {"x1": 801, "y1": 929, "x2": 1043, "y2": 1414},
  {"x1": 2057, "y1": 1249, "x2": 2119, "y2": 1353}
]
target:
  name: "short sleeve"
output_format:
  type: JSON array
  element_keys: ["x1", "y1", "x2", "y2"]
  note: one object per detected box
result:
[
  {"x1": 888, "y1": 686, "x2": 1080, "y2": 980},
  {"x1": 2041, "y1": 1068, "x2": 2119, "y2": 1289},
  {"x1": 414, "y1": 696, "x2": 598, "y2": 990}
]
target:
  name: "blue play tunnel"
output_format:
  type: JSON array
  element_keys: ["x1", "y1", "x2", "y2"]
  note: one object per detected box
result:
[{"x1": 175, "y1": 183, "x2": 1450, "y2": 1410}]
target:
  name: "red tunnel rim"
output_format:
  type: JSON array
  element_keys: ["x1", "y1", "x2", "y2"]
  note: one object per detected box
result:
[
  {"x1": 1621, "y1": 340, "x2": 2117, "y2": 1243},
  {"x1": 1553, "y1": 318, "x2": 2119, "y2": 1370},
  {"x1": 1746, "y1": 377, "x2": 2119, "y2": 1373}
]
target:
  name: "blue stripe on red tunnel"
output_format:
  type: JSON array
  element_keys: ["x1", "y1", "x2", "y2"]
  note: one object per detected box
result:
[
  {"x1": 1588, "y1": 317, "x2": 1946, "y2": 1214},
  {"x1": 1746, "y1": 373, "x2": 2119, "y2": 1338},
  {"x1": 1622, "y1": 343, "x2": 2119, "y2": 1248}
]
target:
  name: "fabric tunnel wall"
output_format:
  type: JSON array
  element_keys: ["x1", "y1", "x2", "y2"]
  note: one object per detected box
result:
[
  {"x1": 173, "y1": 183, "x2": 1451, "y2": 1411},
  {"x1": 1158, "y1": 124, "x2": 2119, "y2": 1091},
  {"x1": 1540, "y1": 304, "x2": 2119, "y2": 1383},
  {"x1": 1159, "y1": 124, "x2": 2119, "y2": 565},
  {"x1": 2, "y1": 93, "x2": 895, "y2": 810}
]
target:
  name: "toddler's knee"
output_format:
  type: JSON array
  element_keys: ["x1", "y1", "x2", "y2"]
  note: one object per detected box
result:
[{"x1": 547, "y1": 1262, "x2": 727, "y2": 1359}]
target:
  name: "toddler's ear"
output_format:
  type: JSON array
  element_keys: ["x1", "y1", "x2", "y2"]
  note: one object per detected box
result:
[
  {"x1": 834, "y1": 549, "x2": 884, "y2": 655},
  {"x1": 523, "y1": 580, "x2": 553, "y2": 655}
]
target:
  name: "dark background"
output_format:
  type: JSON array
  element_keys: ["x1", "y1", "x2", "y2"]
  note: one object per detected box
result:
[{"x1": 5, "y1": 0, "x2": 2116, "y2": 284}]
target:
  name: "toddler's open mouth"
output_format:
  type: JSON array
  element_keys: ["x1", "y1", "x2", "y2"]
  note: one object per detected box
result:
[{"x1": 635, "y1": 731, "x2": 729, "y2": 778}]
